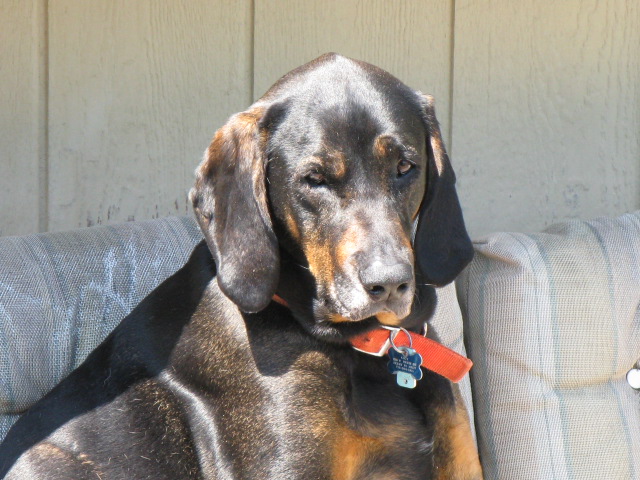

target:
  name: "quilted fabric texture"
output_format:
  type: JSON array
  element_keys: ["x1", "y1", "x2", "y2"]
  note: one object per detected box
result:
[
  {"x1": 458, "y1": 212, "x2": 640, "y2": 480},
  {"x1": 0, "y1": 217, "x2": 203, "y2": 441}
]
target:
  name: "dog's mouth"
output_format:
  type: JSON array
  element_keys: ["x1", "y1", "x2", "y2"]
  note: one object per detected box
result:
[
  {"x1": 322, "y1": 302, "x2": 411, "y2": 326},
  {"x1": 301, "y1": 296, "x2": 412, "y2": 344},
  {"x1": 277, "y1": 280, "x2": 427, "y2": 344},
  {"x1": 313, "y1": 282, "x2": 414, "y2": 326}
]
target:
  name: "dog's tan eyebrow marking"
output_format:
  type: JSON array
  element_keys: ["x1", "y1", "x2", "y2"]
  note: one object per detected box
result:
[
  {"x1": 303, "y1": 147, "x2": 347, "y2": 179},
  {"x1": 373, "y1": 135, "x2": 397, "y2": 158},
  {"x1": 328, "y1": 152, "x2": 347, "y2": 179},
  {"x1": 374, "y1": 134, "x2": 419, "y2": 160}
]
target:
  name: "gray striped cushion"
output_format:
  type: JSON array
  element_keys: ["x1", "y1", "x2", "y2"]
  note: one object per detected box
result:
[
  {"x1": 0, "y1": 217, "x2": 203, "y2": 441},
  {"x1": 457, "y1": 212, "x2": 640, "y2": 480}
]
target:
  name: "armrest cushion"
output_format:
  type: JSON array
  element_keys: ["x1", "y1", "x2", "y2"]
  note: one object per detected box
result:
[{"x1": 457, "y1": 212, "x2": 640, "y2": 479}]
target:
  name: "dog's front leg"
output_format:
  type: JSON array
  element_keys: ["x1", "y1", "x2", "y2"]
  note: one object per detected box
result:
[{"x1": 431, "y1": 384, "x2": 483, "y2": 480}]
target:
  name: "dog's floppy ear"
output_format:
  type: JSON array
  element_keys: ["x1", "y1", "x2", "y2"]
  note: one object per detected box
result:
[
  {"x1": 414, "y1": 95, "x2": 474, "y2": 286},
  {"x1": 190, "y1": 106, "x2": 278, "y2": 312}
]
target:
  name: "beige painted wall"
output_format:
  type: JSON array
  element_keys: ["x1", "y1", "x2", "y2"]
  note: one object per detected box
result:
[{"x1": 1, "y1": 1, "x2": 638, "y2": 238}]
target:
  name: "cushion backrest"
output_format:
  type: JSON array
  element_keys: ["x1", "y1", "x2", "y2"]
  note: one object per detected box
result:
[{"x1": 0, "y1": 217, "x2": 203, "y2": 440}]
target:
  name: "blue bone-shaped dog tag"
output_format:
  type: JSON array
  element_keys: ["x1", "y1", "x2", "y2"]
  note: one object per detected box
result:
[{"x1": 387, "y1": 347, "x2": 423, "y2": 389}]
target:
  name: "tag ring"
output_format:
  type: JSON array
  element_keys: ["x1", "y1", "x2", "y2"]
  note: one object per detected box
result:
[{"x1": 389, "y1": 327, "x2": 412, "y2": 353}]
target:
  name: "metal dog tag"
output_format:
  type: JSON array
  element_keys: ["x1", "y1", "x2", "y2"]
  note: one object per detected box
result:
[
  {"x1": 395, "y1": 371, "x2": 418, "y2": 388},
  {"x1": 387, "y1": 347, "x2": 423, "y2": 389}
]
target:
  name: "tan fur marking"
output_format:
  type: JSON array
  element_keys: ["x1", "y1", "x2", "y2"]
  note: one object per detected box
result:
[
  {"x1": 373, "y1": 135, "x2": 395, "y2": 158},
  {"x1": 325, "y1": 149, "x2": 347, "y2": 179},
  {"x1": 433, "y1": 386, "x2": 484, "y2": 480},
  {"x1": 312, "y1": 146, "x2": 347, "y2": 180},
  {"x1": 329, "y1": 414, "x2": 421, "y2": 479},
  {"x1": 335, "y1": 223, "x2": 363, "y2": 268},
  {"x1": 195, "y1": 108, "x2": 264, "y2": 180},
  {"x1": 375, "y1": 311, "x2": 403, "y2": 327},
  {"x1": 284, "y1": 209, "x2": 301, "y2": 242},
  {"x1": 327, "y1": 313, "x2": 352, "y2": 323},
  {"x1": 332, "y1": 428, "x2": 384, "y2": 480},
  {"x1": 304, "y1": 236, "x2": 334, "y2": 285},
  {"x1": 285, "y1": 352, "x2": 387, "y2": 479},
  {"x1": 31, "y1": 442, "x2": 68, "y2": 458},
  {"x1": 29, "y1": 443, "x2": 104, "y2": 476}
]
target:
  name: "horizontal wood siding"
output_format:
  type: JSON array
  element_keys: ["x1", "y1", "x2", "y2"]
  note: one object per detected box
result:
[{"x1": 0, "y1": 1, "x2": 638, "y2": 238}]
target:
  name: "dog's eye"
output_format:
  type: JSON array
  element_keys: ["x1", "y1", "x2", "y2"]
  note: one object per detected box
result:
[
  {"x1": 397, "y1": 159, "x2": 415, "y2": 176},
  {"x1": 305, "y1": 172, "x2": 326, "y2": 186}
]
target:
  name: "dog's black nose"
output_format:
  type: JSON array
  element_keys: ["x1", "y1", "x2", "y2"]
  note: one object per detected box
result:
[{"x1": 359, "y1": 261, "x2": 413, "y2": 301}]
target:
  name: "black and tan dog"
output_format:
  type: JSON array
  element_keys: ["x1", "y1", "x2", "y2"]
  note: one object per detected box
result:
[{"x1": 0, "y1": 54, "x2": 482, "y2": 479}]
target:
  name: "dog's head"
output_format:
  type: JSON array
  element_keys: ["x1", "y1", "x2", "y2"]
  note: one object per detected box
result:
[{"x1": 190, "y1": 54, "x2": 472, "y2": 340}]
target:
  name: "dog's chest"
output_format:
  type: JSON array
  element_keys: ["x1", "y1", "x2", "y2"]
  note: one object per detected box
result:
[
  {"x1": 254, "y1": 349, "x2": 434, "y2": 479},
  {"x1": 192, "y1": 310, "x2": 434, "y2": 478}
]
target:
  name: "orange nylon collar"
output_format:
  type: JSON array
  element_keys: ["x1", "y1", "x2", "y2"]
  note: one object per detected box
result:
[
  {"x1": 350, "y1": 328, "x2": 472, "y2": 383},
  {"x1": 272, "y1": 295, "x2": 472, "y2": 383}
]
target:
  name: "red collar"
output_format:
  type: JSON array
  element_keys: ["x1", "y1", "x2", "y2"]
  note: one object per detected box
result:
[
  {"x1": 272, "y1": 295, "x2": 472, "y2": 383},
  {"x1": 350, "y1": 327, "x2": 472, "y2": 383}
]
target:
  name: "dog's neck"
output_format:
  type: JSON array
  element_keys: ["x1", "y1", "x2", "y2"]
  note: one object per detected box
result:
[{"x1": 272, "y1": 258, "x2": 473, "y2": 385}]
